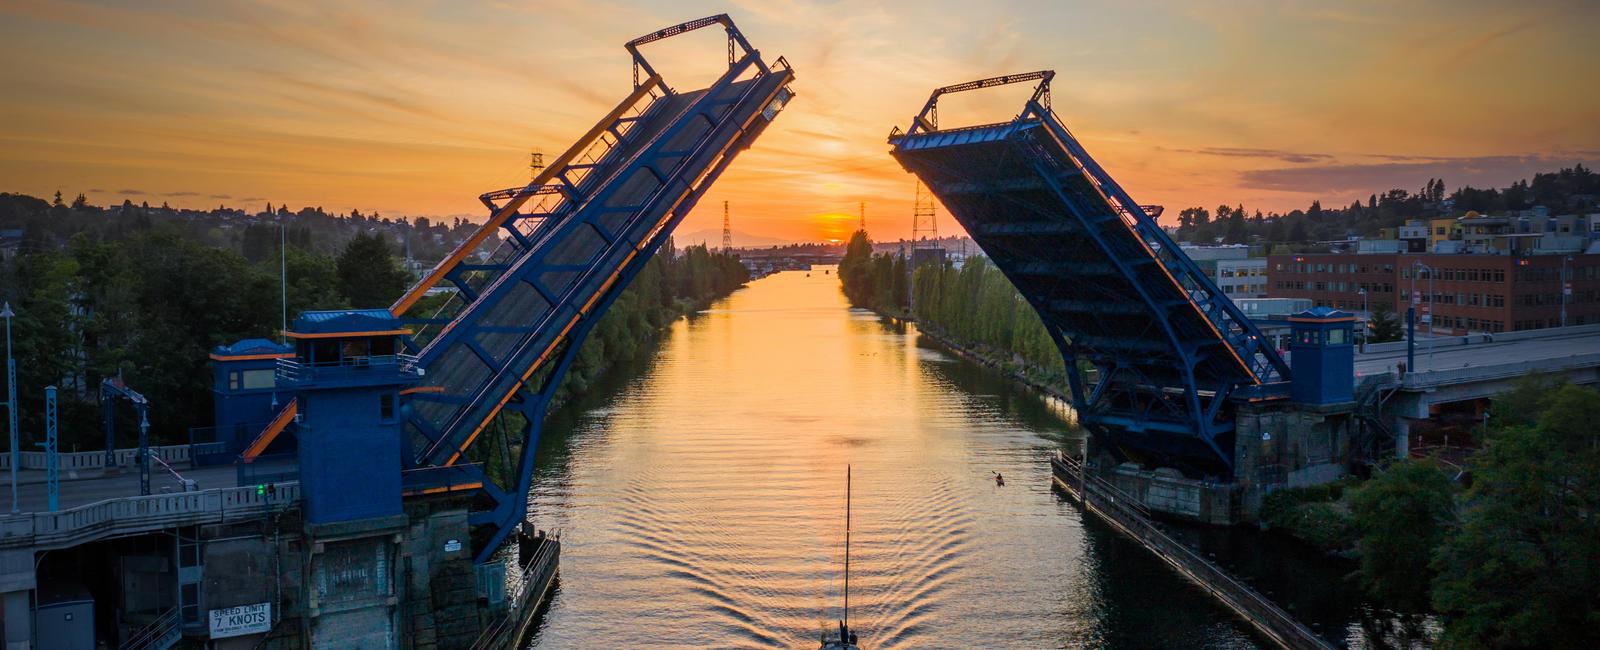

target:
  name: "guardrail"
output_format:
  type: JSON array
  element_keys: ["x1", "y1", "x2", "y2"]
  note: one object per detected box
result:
[
  {"x1": 1362, "y1": 322, "x2": 1600, "y2": 355},
  {"x1": 1402, "y1": 350, "x2": 1600, "y2": 390},
  {"x1": 0, "y1": 482, "x2": 300, "y2": 550},
  {"x1": 1052, "y1": 453, "x2": 1334, "y2": 650},
  {"x1": 0, "y1": 444, "x2": 191, "y2": 472},
  {"x1": 277, "y1": 354, "x2": 421, "y2": 384},
  {"x1": 471, "y1": 534, "x2": 560, "y2": 650},
  {"x1": 119, "y1": 606, "x2": 180, "y2": 650}
]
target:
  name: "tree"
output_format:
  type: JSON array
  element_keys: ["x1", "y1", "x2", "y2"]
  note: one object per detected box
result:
[
  {"x1": 1431, "y1": 383, "x2": 1600, "y2": 649},
  {"x1": 336, "y1": 233, "x2": 410, "y2": 308},
  {"x1": 1348, "y1": 459, "x2": 1456, "y2": 612},
  {"x1": 838, "y1": 230, "x2": 874, "y2": 308},
  {"x1": 1287, "y1": 218, "x2": 1309, "y2": 243},
  {"x1": 1223, "y1": 205, "x2": 1248, "y2": 244},
  {"x1": 1368, "y1": 303, "x2": 1403, "y2": 343}
]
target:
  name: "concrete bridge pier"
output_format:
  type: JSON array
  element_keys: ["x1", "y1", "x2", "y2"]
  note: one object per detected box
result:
[
  {"x1": 1392, "y1": 417, "x2": 1411, "y2": 459},
  {"x1": 0, "y1": 549, "x2": 33, "y2": 650}
]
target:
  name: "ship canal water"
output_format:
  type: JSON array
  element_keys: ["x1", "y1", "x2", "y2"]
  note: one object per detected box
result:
[{"x1": 520, "y1": 267, "x2": 1387, "y2": 649}]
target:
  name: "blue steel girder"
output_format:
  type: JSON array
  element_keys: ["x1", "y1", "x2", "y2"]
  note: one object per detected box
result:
[
  {"x1": 408, "y1": 61, "x2": 776, "y2": 463},
  {"x1": 889, "y1": 72, "x2": 1287, "y2": 476},
  {"x1": 390, "y1": 17, "x2": 794, "y2": 563}
]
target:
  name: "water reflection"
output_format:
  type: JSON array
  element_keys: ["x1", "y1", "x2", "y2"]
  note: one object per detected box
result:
[{"x1": 520, "y1": 268, "x2": 1271, "y2": 648}]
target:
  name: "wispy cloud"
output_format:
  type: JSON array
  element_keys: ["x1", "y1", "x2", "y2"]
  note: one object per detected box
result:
[
  {"x1": 1237, "y1": 154, "x2": 1597, "y2": 193},
  {"x1": 1174, "y1": 147, "x2": 1334, "y2": 164},
  {"x1": 0, "y1": 0, "x2": 1596, "y2": 238}
]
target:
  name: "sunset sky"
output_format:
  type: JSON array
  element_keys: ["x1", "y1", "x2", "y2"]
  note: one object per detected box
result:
[{"x1": 2, "y1": 0, "x2": 1597, "y2": 243}]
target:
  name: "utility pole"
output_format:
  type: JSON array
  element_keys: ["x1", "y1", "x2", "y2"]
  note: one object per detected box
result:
[
  {"x1": 1561, "y1": 254, "x2": 1572, "y2": 328},
  {"x1": 858, "y1": 201, "x2": 865, "y2": 232},
  {"x1": 722, "y1": 201, "x2": 733, "y2": 252},
  {"x1": 280, "y1": 213, "x2": 287, "y2": 344},
  {"x1": 2, "y1": 302, "x2": 16, "y2": 514}
]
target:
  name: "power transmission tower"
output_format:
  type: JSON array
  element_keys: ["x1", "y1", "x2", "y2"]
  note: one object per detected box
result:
[
  {"x1": 530, "y1": 150, "x2": 544, "y2": 180},
  {"x1": 722, "y1": 200, "x2": 733, "y2": 251},
  {"x1": 859, "y1": 201, "x2": 866, "y2": 232},
  {"x1": 908, "y1": 183, "x2": 944, "y2": 312},
  {"x1": 912, "y1": 182, "x2": 938, "y2": 246}
]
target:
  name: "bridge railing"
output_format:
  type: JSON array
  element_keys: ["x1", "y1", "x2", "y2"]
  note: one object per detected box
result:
[
  {"x1": 1401, "y1": 350, "x2": 1600, "y2": 390},
  {"x1": 0, "y1": 444, "x2": 192, "y2": 472},
  {"x1": 1052, "y1": 452, "x2": 1334, "y2": 650},
  {"x1": 0, "y1": 482, "x2": 300, "y2": 550}
]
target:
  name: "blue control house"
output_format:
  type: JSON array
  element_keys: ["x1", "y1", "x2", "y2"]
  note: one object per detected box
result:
[
  {"x1": 208, "y1": 338, "x2": 293, "y2": 456},
  {"x1": 278, "y1": 309, "x2": 421, "y2": 525},
  {"x1": 1288, "y1": 307, "x2": 1355, "y2": 406}
]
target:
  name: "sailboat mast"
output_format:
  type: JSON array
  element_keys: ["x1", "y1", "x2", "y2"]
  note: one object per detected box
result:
[{"x1": 845, "y1": 464, "x2": 851, "y2": 632}]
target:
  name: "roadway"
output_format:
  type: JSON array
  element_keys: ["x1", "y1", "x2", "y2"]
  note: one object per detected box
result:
[
  {"x1": 1, "y1": 460, "x2": 295, "y2": 514},
  {"x1": 1354, "y1": 323, "x2": 1600, "y2": 378}
]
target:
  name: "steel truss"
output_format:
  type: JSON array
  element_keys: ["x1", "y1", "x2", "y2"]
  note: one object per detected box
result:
[
  {"x1": 890, "y1": 72, "x2": 1288, "y2": 477},
  {"x1": 390, "y1": 15, "x2": 795, "y2": 561}
]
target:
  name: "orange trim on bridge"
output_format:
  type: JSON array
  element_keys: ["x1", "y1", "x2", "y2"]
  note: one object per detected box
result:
[
  {"x1": 389, "y1": 74, "x2": 665, "y2": 317},
  {"x1": 241, "y1": 398, "x2": 297, "y2": 463},
  {"x1": 402, "y1": 482, "x2": 483, "y2": 497},
  {"x1": 284, "y1": 329, "x2": 411, "y2": 340},
  {"x1": 208, "y1": 352, "x2": 293, "y2": 362}
]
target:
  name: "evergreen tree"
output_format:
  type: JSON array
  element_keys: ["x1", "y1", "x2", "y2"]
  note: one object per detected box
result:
[
  {"x1": 838, "y1": 230, "x2": 875, "y2": 308},
  {"x1": 336, "y1": 232, "x2": 411, "y2": 308},
  {"x1": 1368, "y1": 303, "x2": 1403, "y2": 343}
]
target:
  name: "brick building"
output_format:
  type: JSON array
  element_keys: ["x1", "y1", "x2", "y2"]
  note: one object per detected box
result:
[{"x1": 1267, "y1": 252, "x2": 1600, "y2": 334}]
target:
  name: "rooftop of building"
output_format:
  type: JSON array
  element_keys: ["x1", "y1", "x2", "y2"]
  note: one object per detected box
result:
[{"x1": 288, "y1": 309, "x2": 405, "y2": 337}]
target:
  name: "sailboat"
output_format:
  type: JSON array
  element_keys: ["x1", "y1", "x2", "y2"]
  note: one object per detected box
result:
[{"x1": 820, "y1": 465, "x2": 862, "y2": 649}]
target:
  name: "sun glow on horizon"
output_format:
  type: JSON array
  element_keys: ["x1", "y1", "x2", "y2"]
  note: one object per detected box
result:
[{"x1": 0, "y1": 1, "x2": 1594, "y2": 243}]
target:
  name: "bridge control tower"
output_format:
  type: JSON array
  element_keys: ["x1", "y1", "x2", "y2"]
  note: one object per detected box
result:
[
  {"x1": 1288, "y1": 308, "x2": 1356, "y2": 406},
  {"x1": 277, "y1": 309, "x2": 419, "y2": 524}
]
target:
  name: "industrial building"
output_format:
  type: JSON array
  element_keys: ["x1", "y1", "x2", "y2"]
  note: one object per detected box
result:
[{"x1": 1268, "y1": 252, "x2": 1598, "y2": 334}]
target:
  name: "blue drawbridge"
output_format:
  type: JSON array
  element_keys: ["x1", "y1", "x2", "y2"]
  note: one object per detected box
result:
[
  {"x1": 389, "y1": 15, "x2": 794, "y2": 561},
  {"x1": 888, "y1": 72, "x2": 1288, "y2": 477}
]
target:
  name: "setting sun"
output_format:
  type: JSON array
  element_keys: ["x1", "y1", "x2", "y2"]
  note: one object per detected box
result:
[{"x1": 812, "y1": 212, "x2": 861, "y2": 243}]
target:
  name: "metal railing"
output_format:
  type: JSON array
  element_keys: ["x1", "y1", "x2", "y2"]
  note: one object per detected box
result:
[
  {"x1": 471, "y1": 534, "x2": 560, "y2": 650},
  {"x1": 1052, "y1": 452, "x2": 1333, "y2": 650},
  {"x1": 0, "y1": 482, "x2": 300, "y2": 550},
  {"x1": 119, "y1": 606, "x2": 181, "y2": 650},
  {"x1": 0, "y1": 444, "x2": 191, "y2": 472},
  {"x1": 276, "y1": 354, "x2": 421, "y2": 383}
]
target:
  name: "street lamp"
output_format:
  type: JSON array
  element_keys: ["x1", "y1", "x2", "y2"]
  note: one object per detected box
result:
[
  {"x1": 1, "y1": 302, "x2": 16, "y2": 514},
  {"x1": 1409, "y1": 260, "x2": 1435, "y2": 371},
  {"x1": 1358, "y1": 287, "x2": 1368, "y2": 352},
  {"x1": 1561, "y1": 254, "x2": 1572, "y2": 328}
]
